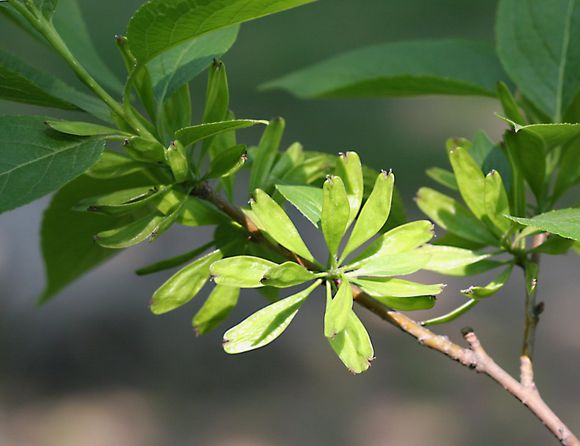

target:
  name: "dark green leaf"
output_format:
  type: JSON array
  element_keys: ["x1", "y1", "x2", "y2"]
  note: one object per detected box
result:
[
  {"x1": 496, "y1": 0, "x2": 580, "y2": 121},
  {"x1": 507, "y1": 208, "x2": 580, "y2": 241},
  {"x1": 46, "y1": 120, "x2": 127, "y2": 137},
  {"x1": 264, "y1": 39, "x2": 508, "y2": 98},
  {"x1": 205, "y1": 144, "x2": 246, "y2": 179},
  {"x1": 501, "y1": 117, "x2": 580, "y2": 150},
  {"x1": 426, "y1": 167, "x2": 457, "y2": 190},
  {"x1": 40, "y1": 173, "x2": 153, "y2": 302},
  {"x1": 177, "y1": 196, "x2": 228, "y2": 227},
  {"x1": 86, "y1": 151, "x2": 148, "y2": 179},
  {"x1": 128, "y1": 0, "x2": 315, "y2": 64},
  {"x1": 175, "y1": 120, "x2": 267, "y2": 146},
  {"x1": 150, "y1": 249, "x2": 222, "y2": 314},
  {"x1": 0, "y1": 116, "x2": 105, "y2": 213},
  {"x1": 503, "y1": 130, "x2": 546, "y2": 200}
]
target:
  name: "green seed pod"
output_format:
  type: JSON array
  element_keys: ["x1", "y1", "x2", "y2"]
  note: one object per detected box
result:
[{"x1": 165, "y1": 140, "x2": 190, "y2": 183}]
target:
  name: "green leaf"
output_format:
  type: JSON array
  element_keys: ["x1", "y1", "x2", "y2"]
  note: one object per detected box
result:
[
  {"x1": 150, "y1": 249, "x2": 222, "y2": 315},
  {"x1": 462, "y1": 265, "x2": 514, "y2": 299},
  {"x1": 210, "y1": 255, "x2": 278, "y2": 288},
  {"x1": 223, "y1": 280, "x2": 320, "y2": 354},
  {"x1": 416, "y1": 188, "x2": 497, "y2": 245},
  {"x1": 193, "y1": 285, "x2": 240, "y2": 335},
  {"x1": 40, "y1": 173, "x2": 153, "y2": 302},
  {"x1": 501, "y1": 118, "x2": 580, "y2": 150},
  {"x1": 205, "y1": 144, "x2": 246, "y2": 179},
  {"x1": 554, "y1": 136, "x2": 580, "y2": 199},
  {"x1": 264, "y1": 39, "x2": 508, "y2": 98},
  {"x1": 0, "y1": 49, "x2": 109, "y2": 119},
  {"x1": 148, "y1": 26, "x2": 239, "y2": 105},
  {"x1": 350, "y1": 220, "x2": 434, "y2": 264},
  {"x1": 249, "y1": 118, "x2": 285, "y2": 193},
  {"x1": 136, "y1": 241, "x2": 215, "y2": 275},
  {"x1": 531, "y1": 234, "x2": 574, "y2": 255},
  {"x1": 324, "y1": 279, "x2": 353, "y2": 338},
  {"x1": 175, "y1": 120, "x2": 267, "y2": 146},
  {"x1": 31, "y1": 0, "x2": 58, "y2": 18},
  {"x1": 322, "y1": 176, "x2": 349, "y2": 257},
  {"x1": 503, "y1": 130, "x2": 546, "y2": 200},
  {"x1": 420, "y1": 245, "x2": 493, "y2": 275},
  {"x1": 177, "y1": 196, "x2": 228, "y2": 227},
  {"x1": 341, "y1": 171, "x2": 394, "y2": 261},
  {"x1": 53, "y1": 0, "x2": 123, "y2": 93},
  {"x1": 264, "y1": 142, "x2": 304, "y2": 192},
  {"x1": 421, "y1": 299, "x2": 478, "y2": 326},
  {"x1": 95, "y1": 212, "x2": 166, "y2": 248},
  {"x1": 352, "y1": 277, "x2": 445, "y2": 298},
  {"x1": 75, "y1": 185, "x2": 163, "y2": 215},
  {"x1": 507, "y1": 208, "x2": 580, "y2": 241},
  {"x1": 346, "y1": 250, "x2": 431, "y2": 278},
  {"x1": 122, "y1": 136, "x2": 166, "y2": 163},
  {"x1": 128, "y1": 0, "x2": 315, "y2": 64},
  {"x1": 328, "y1": 309, "x2": 373, "y2": 374},
  {"x1": 496, "y1": 0, "x2": 580, "y2": 121},
  {"x1": 484, "y1": 170, "x2": 512, "y2": 235},
  {"x1": 497, "y1": 81, "x2": 526, "y2": 124},
  {"x1": 251, "y1": 189, "x2": 317, "y2": 264},
  {"x1": 371, "y1": 295, "x2": 436, "y2": 311},
  {"x1": 448, "y1": 145, "x2": 486, "y2": 220},
  {"x1": 45, "y1": 120, "x2": 126, "y2": 137},
  {"x1": 335, "y1": 151, "x2": 364, "y2": 228},
  {"x1": 0, "y1": 116, "x2": 105, "y2": 213},
  {"x1": 202, "y1": 59, "x2": 229, "y2": 124},
  {"x1": 86, "y1": 151, "x2": 147, "y2": 179},
  {"x1": 261, "y1": 261, "x2": 315, "y2": 288},
  {"x1": 426, "y1": 167, "x2": 457, "y2": 190},
  {"x1": 276, "y1": 184, "x2": 323, "y2": 227}
]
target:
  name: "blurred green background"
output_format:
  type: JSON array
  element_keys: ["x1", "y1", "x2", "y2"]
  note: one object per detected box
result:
[{"x1": 0, "y1": 1, "x2": 579, "y2": 445}]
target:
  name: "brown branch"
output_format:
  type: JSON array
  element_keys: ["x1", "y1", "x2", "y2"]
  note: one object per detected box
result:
[{"x1": 196, "y1": 186, "x2": 579, "y2": 446}]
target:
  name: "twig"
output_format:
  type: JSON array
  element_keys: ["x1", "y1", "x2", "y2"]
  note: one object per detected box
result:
[{"x1": 195, "y1": 186, "x2": 579, "y2": 446}]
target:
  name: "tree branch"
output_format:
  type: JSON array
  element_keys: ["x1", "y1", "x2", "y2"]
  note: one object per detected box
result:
[{"x1": 196, "y1": 186, "x2": 579, "y2": 446}]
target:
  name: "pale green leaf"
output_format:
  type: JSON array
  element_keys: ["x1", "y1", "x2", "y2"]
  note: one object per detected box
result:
[
  {"x1": 346, "y1": 250, "x2": 431, "y2": 278},
  {"x1": 249, "y1": 118, "x2": 285, "y2": 192},
  {"x1": 276, "y1": 184, "x2": 323, "y2": 227},
  {"x1": 335, "y1": 151, "x2": 363, "y2": 228},
  {"x1": 260, "y1": 261, "x2": 315, "y2": 288},
  {"x1": 322, "y1": 175, "x2": 349, "y2": 257},
  {"x1": 150, "y1": 250, "x2": 222, "y2": 314},
  {"x1": 210, "y1": 255, "x2": 278, "y2": 288},
  {"x1": 136, "y1": 241, "x2": 215, "y2": 275},
  {"x1": 449, "y1": 145, "x2": 486, "y2": 220},
  {"x1": 223, "y1": 280, "x2": 320, "y2": 354},
  {"x1": 371, "y1": 295, "x2": 436, "y2": 311},
  {"x1": 329, "y1": 309, "x2": 373, "y2": 374},
  {"x1": 462, "y1": 265, "x2": 514, "y2": 299},
  {"x1": 484, "y1": 170, "x2": 512, "y2": 235},
  {"x1": 426, "y1": 167, "x2": 457, "y2": 190},
  {"x1": 193, "y1": 285, "x2": 240, "y2": 335},
  {"x1": 324, "y1": 279, "x2": 353, "y2": 338},
  {"x1": 420, "y1": 245, "x2": 493, "y2": 275},
  {"x1": 352, "y1": 277, "x2": 445, "y2": 298}
]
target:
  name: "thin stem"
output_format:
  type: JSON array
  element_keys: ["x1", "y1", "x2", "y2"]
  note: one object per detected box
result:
[{"x1": 194, "y1": 185, "x2": 578, "y2": 445}]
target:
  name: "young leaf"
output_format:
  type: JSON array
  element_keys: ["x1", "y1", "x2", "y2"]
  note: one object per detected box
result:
[
  {"x1": 462, "y1": 265, "x2": 514, "y2": 299},
  {"x1": 496, "y1": 81, "x2": 526, "y2": 124},
  {"x1": 136, "y1": 241, "x2": 215, "y2": 275},
  {"x1": 128, "y1": 0, "x2": 316, "y2": 64},
  {"x1": 165, "y1": 140, "x2": 190, "y2": 183},
  {"x1": 45, "y1": 120, "x2": 127, "y2": 137},
  {"x1": 123, "y1": 136, "x2": 166, "y2": 163},
  {"x1": 346, "y1": 251, "x2": 431, "y2": 278},
  {"x1": 76, "y1": 185, "x2": 163, "y2": 215},
  {"x1": 335, "y1": 151, "x2": 363, "y2": 228},
  {"x1": 350, "y1": 220, "x2": 434, "y2": 264},
  {"x1": 264, "y1": 39, "x2": 508, "y2": 98},
  {"x1": 193, "y1": 285, "x2": 240, "y2": 335},
  {"x1": 150, "y1": 250, "x2": 222, "y2": 315},
  {"x1": 322, "y1": 176, "x2": 349, "y2": 257},
  {"x1": 341, "y1": 171, "x2": 394, "y2": 261},
  {"x1": 484, "y1": 170, "x2": 511, "y2": 236},
  {"x1": 202, "y1": 59, "x2": 229, "y2": 124},
  {"x1": 210, "y1": 256, "x2": 278, "y2": 288},
  {"x1": 507, "y1": 209, "x2": 580, "y2": 241},
  {"x1": 251, "y1": 189, "x2": 317, "y2": 264},
  {"x1": 249, "y1": 118, "x2": 285, "y2": 192},
  {"x1": 30, "y1": 0, "x2": 58, "y2": 18},
  {"x1": 496, "y1": 0, "x2": 580, "y2": 120},
  {"x1": 426, "y1": 167, "x2": 458, "y2": 190},
  {"x1": 205, "y1": 144, "x2": 247, "y2": 179},
  {"x1": 175, "y1": 120, "x2": 267, "y2": 146},
  {"x1": 86, "y1": 151, "x2": 148, "y2": 179},
  {"x1": 352, "y1": 278, "x2": 445, "y2": 298},
  {"x1": 95, "y1": 212, "x2": 166, "y2": 248},
  {"x1": 324, "y1": 279, "x2": 353, "y2": 338},
  {"x1": 371, "y1": 295, "x2": 436, "y2": 311},
  {"x1": 276, "y1": 184, "x2": 323, "y2": 227},
  {"x1": 177, "y1": 197, "x2": 228, "y2": 227},
  {"x1": 40, "y1": 173, "x2": 154, "y2": 303},
  {"x1": 416, "y1": 188, "x2": 497, "y2": 245},
  {"x1": 420, "y1": 245, "x2": 493, "y2": 275},
  {"x1": 260, "y1": 262, "x2": 315, "y2": 288},
  {"x1": 0, "y1": 116, "x2": 105, "y2": 213},
  {"x1": 329, "y1": 309, "x2": 373, "y2": 374},
  {"x1": 421, "y1": 299, "x2": 479, "y2": 327},
  {"x1": 448, "y1": 145, "x2": 486, "y2": 220},
  {"x1": 223, "y1": 280, "x2": 320, "y2": 354},
  {"x1": 0, "y1": 49, "x2": 110, "y2": 120},
  {"x1": 265, "y1": 142, "x2": 304, "y2": 191}
]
